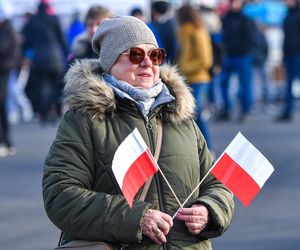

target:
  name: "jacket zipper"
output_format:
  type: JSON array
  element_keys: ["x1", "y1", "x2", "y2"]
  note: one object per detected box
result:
[{"x1": 145, "y1": 115, "x2": 167, "y2": 250}]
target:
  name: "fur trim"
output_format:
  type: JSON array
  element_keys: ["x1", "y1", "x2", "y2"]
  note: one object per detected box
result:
[
  {"x1": 64, "y1": 59, "x2": 195, "y2": 123},
  {"x1": 159, "y1": 64, "x2": 195, "y2": 124}
]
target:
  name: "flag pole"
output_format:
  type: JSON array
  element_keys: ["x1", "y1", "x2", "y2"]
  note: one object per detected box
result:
[
  {"x1": 157, "y1": 167, "x2": 182, "y2": 207},
  {"x1": 172, "y1": 152, "x2": 225, "y2": 219},
  {"x1": 148, "y1": 152, "x2": 182, "y2": 207}
]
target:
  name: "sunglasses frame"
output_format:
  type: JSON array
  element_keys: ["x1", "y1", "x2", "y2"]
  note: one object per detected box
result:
[{"x1": 121, "y1": 47, "x2": 166, "y2": 66}]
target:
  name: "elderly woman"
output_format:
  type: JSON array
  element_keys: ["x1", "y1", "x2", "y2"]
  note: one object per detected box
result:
[{"x1": 43, "y1": 16, "x2": 234, "y2": 249}]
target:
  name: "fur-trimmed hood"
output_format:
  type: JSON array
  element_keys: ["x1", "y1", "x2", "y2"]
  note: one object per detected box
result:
[{"x1": 64, "y1": 59, "x2": 195, "y2": 124}]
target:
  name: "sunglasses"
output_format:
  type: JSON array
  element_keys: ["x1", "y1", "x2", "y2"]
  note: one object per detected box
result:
[{"x1": 121, "y1": 47, "x2": 166, "y2": 65}]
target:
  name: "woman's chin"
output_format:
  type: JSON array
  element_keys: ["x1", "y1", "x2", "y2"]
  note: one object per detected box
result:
[{"x1": 133, "y1": 82, "x2": 153, "y2": 89}]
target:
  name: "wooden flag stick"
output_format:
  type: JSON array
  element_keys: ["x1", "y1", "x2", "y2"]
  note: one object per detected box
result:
[
  {"x1": 172, "y1": 152, "x2": 225, "y2": 219},
  {"x1": 157, "y1": 167, "x2": 182, "y2": 207},
  {"x1": 149, "y1": 152, "x2": 182, "y2": 207}
]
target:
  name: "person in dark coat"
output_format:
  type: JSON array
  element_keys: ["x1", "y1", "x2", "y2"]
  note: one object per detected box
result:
[
  {"x1": 0, "y1": 11, "x2": 18, "y2": 157},
  {"x1": 150, "y1": 0, "x2": 178, "y2": 64},
  {"x1": 275, "y1": 0, "x2": 300, "y2": 121},
  {"x1": 23, "y1": 1, "x2": 67, "y2": 124},
  {"x1": 217, "y1": 0, "x2": 256, "y2": 122},
  {"x1": 129, "y1": 7, "x2": 164, "y2": 48}
]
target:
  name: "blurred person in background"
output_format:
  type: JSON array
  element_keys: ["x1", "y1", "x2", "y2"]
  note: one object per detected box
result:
[
  {"x1": 199, "y1": 1, "x2": 225, "y2": 113},
  {"x1": 176, "y1": 4, "x2": 213, "y2": 150},
  {"x1": 6, "y1": 12, "x2": 34, "y2": 125},
  {"x1": 275, "y1": 0, "x2": 300, "y2": 122},
  {"x1": 130, "y1": 6, "x2": 164, "y2": 48},
  {"x1": 250, "y1": 21, "x2": 271, "y2": 109},
  {"x1": 151, "y1": 0, "x2": 178, "y2": 64},
  {"x1": 43, "y1": 15, "x2": 234, "y2": 249},
  {"x1": 7, "y1": 49, "x2": 34, "y2": 125},
  {"x1": 217, "y1": 0, "x2": 230, "y2": 17},
  {"x1": 41, "y1": 0, "x2": 55, "y2": 16},
  {"x1": 130, "y1": 7, "x2": 147, "y2": 22},
  {"x1": 19, "y1": 12, "x2": 38, "y2": 119},
  {"x1": 23, "y1": 1, "x2": 67, "y2": 124},
  {"x1": 0, "y1": 3, "x2": 18, "y2": 157},
  {"x1": 70, "y1": 5, "x2": 112, "y2": 61},
  {"x1": 66, "y1": 11, "x2": 85, "y2": 50},
  {"x1": 217, "y1": 0, "x2": 256, "y2": 122}
]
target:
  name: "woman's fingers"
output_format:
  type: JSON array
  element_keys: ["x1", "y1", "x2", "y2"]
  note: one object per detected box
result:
[
  {"x1": 185, "y1": 221, "x2": 206, "y2": 234},
  {"x1": 141, "y1": 209, "x2": 173, "y2": 244},
  {"x1": 159, "y1": 213, "x2": 174, "y2": 234},
  {"x1": 175, "y1": 205, "x2": 209, "y2": 235},
  {"x1": 152, "y1": 226, "x2": 167, "y2": 244}
]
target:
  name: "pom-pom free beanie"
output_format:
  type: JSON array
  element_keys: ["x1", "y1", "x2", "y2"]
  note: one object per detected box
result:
[{"x1": 92, "y1": 16, "x2": 158, "y2": 72}]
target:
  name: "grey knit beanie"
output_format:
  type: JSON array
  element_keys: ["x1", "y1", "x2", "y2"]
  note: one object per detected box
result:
[{"x1": 92, "y1": 16, "x2": 158, "y2": 72}]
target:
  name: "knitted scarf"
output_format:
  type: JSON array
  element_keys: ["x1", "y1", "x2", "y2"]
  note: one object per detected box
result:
[{"x1": 103, "y1": 73, "x2": 174, "y2": 117}]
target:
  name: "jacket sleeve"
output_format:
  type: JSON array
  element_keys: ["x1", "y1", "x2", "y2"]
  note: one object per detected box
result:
[
  {"x1": 42, "y1": 109, "x2": 151, "y2": 243},
  {"x1": 192, "y1": 122, "x2": 234, "y2": 239}
]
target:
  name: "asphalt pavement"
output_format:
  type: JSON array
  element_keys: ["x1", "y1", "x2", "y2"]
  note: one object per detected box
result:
[{"x1": 0, "y1": 100, "x2": 299, "y2": 250}]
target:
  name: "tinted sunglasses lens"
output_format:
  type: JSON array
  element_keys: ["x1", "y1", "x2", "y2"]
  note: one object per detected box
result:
[
  {"x1": 128, "y1": 48, "x2": 166, "y2": 65},
  {"x1": 150, "y1": 48, "x2": 165, "y2": 65},
  {"x1": 129, "y1": 48, "x2": 145, "y2": 64}
]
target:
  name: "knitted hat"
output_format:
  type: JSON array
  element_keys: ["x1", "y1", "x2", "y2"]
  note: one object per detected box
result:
[{"x1": 92, "y1": 16, "x2": 158, "y2": 72}]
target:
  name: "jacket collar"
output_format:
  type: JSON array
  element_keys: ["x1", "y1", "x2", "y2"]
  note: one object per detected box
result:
[{"x1": 64, "y1": 59, "x2": 195, "y2": 124}]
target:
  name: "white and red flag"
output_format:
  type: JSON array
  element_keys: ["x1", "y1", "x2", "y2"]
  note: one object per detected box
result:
[
  {"x1": 112, "y1": 128, "x2": 158, "y2": 208},
  {"x1": 211, "y1": 132, "x2": 274, "y2": 207}
]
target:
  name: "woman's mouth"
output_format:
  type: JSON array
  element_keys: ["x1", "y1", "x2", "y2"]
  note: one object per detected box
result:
[{"x1": 138, "y1": 73, "x2": 152, "y2": 77}]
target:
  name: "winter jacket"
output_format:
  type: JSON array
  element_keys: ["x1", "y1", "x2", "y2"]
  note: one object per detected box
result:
[
  {"x1": 152, "y1": 18, "x2": 178, "y2": 64},
  {"x1": 283, "y1": 5, "x2": 300, "y2": 58},
  {"x1": 23, "y1": 9, "x2": 67, "y2": 73},
  {"x1": 42, "y1": 59, "x2": 234, "y2": 250},
  {"x1": 0, "y1": 20, "x2": 18, "y2": 72},
  {"x1": 177, "y1": 23, "x2": 213, "y2": 83},
  {"x1": 251, "y1": 26, "x2": 268, "y2": 67},
  {"x1": 222, "y1": 11, "x2": 255, "y2": 56}
]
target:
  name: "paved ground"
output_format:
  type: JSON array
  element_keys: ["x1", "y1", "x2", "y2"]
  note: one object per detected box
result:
[
  {"x1": 0, "y1": 101, "x2": 299, "y2": 250},
  {"x1": 210, "y1": 102, "x2": 300, "y2": 250}
]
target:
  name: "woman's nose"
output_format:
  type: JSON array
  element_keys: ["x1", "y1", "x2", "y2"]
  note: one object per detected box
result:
[{"x1": 140, "y1": 54, "x2": 152, "y2": 67}]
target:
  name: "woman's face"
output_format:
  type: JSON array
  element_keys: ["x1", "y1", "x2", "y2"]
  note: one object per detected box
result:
[{"x1": 110, "y1": 44, "x2": 160, "y2": 89}]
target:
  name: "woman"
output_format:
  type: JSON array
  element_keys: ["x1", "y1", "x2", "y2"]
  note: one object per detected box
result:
[
  {"x1": 176, "y1": 5, "x2": 213, "y2": 149},
  {"x1": 43, "y1": 16, "x2": 234, "y2": 249}
]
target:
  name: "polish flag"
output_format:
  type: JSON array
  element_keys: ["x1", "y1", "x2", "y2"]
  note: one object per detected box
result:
[
  {"x1": 112, "y1": 128, "x2": 158, "y2": 208},
  {"x1": 211, "y1": 132, "x2": 274, "y2": 207}
]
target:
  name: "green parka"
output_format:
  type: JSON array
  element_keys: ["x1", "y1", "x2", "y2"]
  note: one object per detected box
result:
[{"x1": 42, "y1": 59, "x2": 234, "y2": 250}]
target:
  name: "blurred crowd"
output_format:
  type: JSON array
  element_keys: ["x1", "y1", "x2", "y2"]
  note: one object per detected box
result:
[{"x1": 0, "y1": 0, "x2": 299, "y2": 157}]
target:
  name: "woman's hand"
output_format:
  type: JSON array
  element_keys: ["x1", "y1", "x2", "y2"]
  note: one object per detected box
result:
[
  {"x1": 141, "y1": 209, "x2": 173, "y2": 244},
  {"x1": 175, "y1": 204, "x2": 209, "y2": 235}
]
